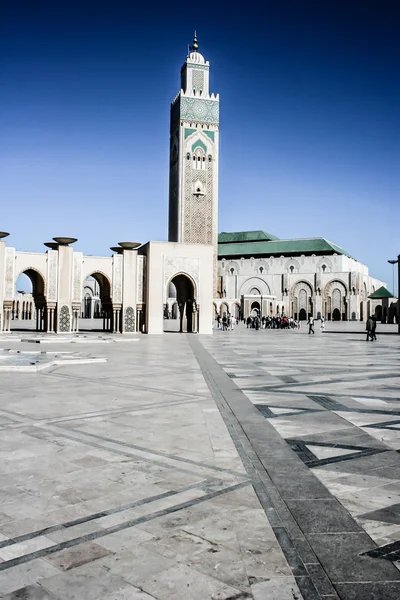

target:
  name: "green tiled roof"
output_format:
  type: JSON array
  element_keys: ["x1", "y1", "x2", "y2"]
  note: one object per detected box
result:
[
  {"x1": 368, "y1": 286, "x2": 394, "y2": 299},
  {"x1": 218, "y1": 237, "x2": 354, "y2": 259},
  {"x1": 218, "y1": 230, "x2": 279, "y2": 243}
]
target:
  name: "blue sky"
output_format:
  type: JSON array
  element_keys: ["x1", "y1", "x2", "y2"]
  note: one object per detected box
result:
[{"x1": 1, "y1": 1, "x2": 399, "y2": 289}]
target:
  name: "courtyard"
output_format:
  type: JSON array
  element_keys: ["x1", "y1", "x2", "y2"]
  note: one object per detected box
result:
[{"x1": 0, "y1": 324, "x2": 399, "y2": 600}]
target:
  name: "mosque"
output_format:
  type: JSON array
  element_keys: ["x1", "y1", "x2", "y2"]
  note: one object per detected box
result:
[{"x1": 0, "y1": 35, "x2": 391, "y2": 334}]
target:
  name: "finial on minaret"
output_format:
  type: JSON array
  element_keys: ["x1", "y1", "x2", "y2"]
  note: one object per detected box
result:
[{"x1": 192, "y1": 31, "x2": 198, "y2": 52}]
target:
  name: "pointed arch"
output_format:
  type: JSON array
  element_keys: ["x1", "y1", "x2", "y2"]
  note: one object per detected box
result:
[{"x1": 240, "y1": 277, "x2": 271, "y2": 296}]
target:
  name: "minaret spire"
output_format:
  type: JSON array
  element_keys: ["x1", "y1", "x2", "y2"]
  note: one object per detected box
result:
[{"x1": 191, "y1": 31, "x2": 198, "y2": 52}]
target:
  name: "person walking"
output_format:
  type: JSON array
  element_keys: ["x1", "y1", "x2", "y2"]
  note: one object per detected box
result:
[
  {"x1": 366, "y1": 316, "x2": 374, "y2": 341},
  {"x1": 320, "y1": 316, "x2": 325, "y2": 331},
  {"x1": 222, "y1": 315, "x2": 227, "y2": 331},
  {"x1": 308, "y1": 315, "x2": 315, "y2": 335},
  {"x1": 371, "y1": 315, "x2": 377, "y2": 340}
]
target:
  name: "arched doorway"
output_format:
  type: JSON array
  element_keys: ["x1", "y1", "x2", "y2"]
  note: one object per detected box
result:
[
  {"x1": 164, "y1": 274, "x2": 196, "y2": 333},
  {"x1": 219, "y1": 302, "x2": 229, "y2": 317},
  {"x1": 299, "y1": 308, "x2": 307, "y2": 321},
  {"x1": 375, "y1": 305, "x2": 382, "y2": 321},
  {"x1": 251, "y1": 301, "x2": 260, "y2": 316},
  {"x1": 332, "y1": 308, "x2": 341, "y2": 321},
  {"x1": 83, "y1": 293, "x2": 92, "y2": 318},
  {"x1": 79, "y1": 273, "x2": 112, "y2": 331},
  {"x1": 291, "y1": 281, "x2": 313, "y2": 321},
  {"x1": 11, "y1": 270, "x2": 46, "y2": 331},
  {"x1": 232, "y1": 303, "x2": 240, "y2": 319}
]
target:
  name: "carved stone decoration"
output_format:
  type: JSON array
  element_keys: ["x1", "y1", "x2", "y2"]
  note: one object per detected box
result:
[
  {"x1": 332, "y1": 288, "x2": 341, "y2": 311},
  {"x1": 47, "y1": 250, "x2": 58, "y2": 302},
  {"x1": 72, "y1": 252, "x2": 83, "y2": 303},
  {"x1": 4, "y1": 247, "x2": 15, "y2": 300},
  {"x1": 163, "y1": 256, "x2": 200, "y2": 297},
  {"x1": 113, "y1": 254, "x2": 123, "y2": 304},
  {"x1": 124, "y1": 306, "x2": 135, "y2": 332},
  {"x1": 137, "y1": 255, "x2": 146, "y2": 303},
  {"x1": 290, "y1": 280, "x2": 313, "y2": 299},
  {"x1": 299, "y1": 289, "x2": 307, "y2": 311},
  {"x1": 59, "y1": 305, "x2": 70, "y2": 332},
  {"x1": 324, "y1": 279, "x2": 347, "y2": 301}
]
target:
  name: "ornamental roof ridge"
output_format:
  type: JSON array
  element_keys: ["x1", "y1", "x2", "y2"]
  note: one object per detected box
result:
[
  {"x1": 180, "y1": 90, "x2": 219, "y2": 101},
  {"x1": 186, "y1": 59, "x2": 210, "y2": 66}
]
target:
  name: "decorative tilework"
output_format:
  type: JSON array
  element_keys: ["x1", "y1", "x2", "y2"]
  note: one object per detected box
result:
[
  {"x1": 192, "y1": 139, "x2": 207, "y2": 153},
  {"x1": 124, "y1": 306, "x2": 135, "y2": 332},
  {"x1": 184, "y1": 128, "x2": 196, "y2": 139},
  {"x1": 203, "y1": 131, "x2": 215, "y2": 142},
  {"x1": 186, "y1": 62, "x2": 209, "y2": 71},
  {"x1": 180, "y1": 97, "x2": 219, "y2": 124},
  {"x1": 59, "y1": 305, "x2": 70, "y2": 332}
]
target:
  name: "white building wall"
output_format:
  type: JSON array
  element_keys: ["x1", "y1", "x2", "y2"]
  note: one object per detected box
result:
[{"x1": 215, "y1": 254, "x2": 387, "y2": 321}]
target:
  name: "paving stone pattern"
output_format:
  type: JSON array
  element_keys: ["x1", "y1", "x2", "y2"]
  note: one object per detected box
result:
[
  {"x1": 0, "y1": 325, "x2": 399, "y2": 599},
  {"x1": 200, "y1": 324, "x2": 400, "y2": 599}
]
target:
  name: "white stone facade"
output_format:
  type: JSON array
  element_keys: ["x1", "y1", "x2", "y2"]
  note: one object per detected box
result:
[
  {"x1": 215, "y1": 251, "x2": 387, "y2": 321},
  {"x1": 0, "y1": 240, "x2": 214, "y2": 335}
]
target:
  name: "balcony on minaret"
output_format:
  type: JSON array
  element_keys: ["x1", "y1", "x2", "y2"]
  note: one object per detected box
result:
[{"x1": 193, "y1": 180, "x2": 205, "y2": 197}]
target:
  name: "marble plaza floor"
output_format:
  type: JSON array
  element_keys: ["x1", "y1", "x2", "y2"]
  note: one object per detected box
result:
[{"x1": 0, "y1": 325, "x2": 399, "y2": 599}]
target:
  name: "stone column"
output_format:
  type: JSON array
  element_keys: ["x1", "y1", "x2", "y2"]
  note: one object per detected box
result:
[
  {"x1": 315, "y1": 294, "x2": 323, "y2": 319},
  {"x1": 4, "y1": 303, "x2": 12, "y2": 332},
  {"x1": 57, "y1": 244, "x2": 74, "y2": 333},
  {"x1": 71, "y1": 304, "x2": 80, "y2": 332}
]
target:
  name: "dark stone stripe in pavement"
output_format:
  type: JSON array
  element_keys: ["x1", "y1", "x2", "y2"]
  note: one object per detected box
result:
[
  {"x1": 190, "y1": 337, "x2": 400, "y2": 600},
  {"x1": 0, "y1": 480, "x2": 250, "y2": 572},
  {"x1": 0, "y1": 478, "x2": 217, "y2": 550},
  {"x1": 55, "y1": 425, "x2": 247, "y2": 477},
  {"x1": 363, "y1": 538, "x2": 400, "y2": 559}
]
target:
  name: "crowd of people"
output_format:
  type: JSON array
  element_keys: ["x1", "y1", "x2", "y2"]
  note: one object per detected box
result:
[
  {"x1": 215, "y1": 313, "x2": 238, "y2": 330},
  {"x1": 245, "y1": 315, "x2": 302, "y2": 330},
  {"x1": 215, "y1": 312, "x2": 379, "y2": 340},
  {"x1": 214, "y1": 313, "x2": 309, "y2": 331},
  {"x1": 214, "y1": 313, "x2": 333, "y2": 335}
]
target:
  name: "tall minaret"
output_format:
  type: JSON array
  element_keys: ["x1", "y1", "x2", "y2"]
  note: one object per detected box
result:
[{"x1": 168, "y1": 34, "x2": 219, "y2": 288}]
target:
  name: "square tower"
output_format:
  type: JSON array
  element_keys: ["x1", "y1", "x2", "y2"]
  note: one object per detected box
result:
[{"x1": 168, "y1": 34, "x2": 219, "y2": 292}]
